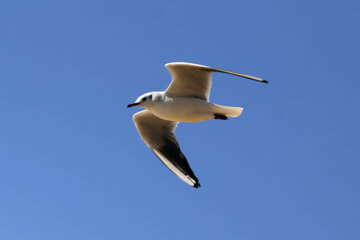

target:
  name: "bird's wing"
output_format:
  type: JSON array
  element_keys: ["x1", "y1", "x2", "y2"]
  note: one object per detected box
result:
[
  {"x1": 133, "y1": 110, "x2": 200, "y2": 188},
  {"x1": 165, "y1": 62, "x2": 267, "y2": 101},
  {"x1": 165, "y1": 62, "x2": 213, "y2": 101}
]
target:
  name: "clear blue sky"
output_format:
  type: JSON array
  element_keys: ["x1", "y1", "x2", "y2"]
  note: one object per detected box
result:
[{"x1": 1, "y1": 0, "x2": 359, "y2": 239}]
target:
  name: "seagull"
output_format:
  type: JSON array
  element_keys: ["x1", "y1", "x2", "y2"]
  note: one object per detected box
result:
[{"x1": 127, "y1": 62, "x2": 267, "y2": 188}]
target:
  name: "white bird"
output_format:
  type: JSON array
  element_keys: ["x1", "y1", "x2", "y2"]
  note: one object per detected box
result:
[{"x1": 127, "y1": 62, "x2": 267, "y2": 188}]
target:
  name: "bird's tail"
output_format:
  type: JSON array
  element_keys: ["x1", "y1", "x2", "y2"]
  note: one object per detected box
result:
[{"x1": 210, "y1": 104, "x2": 243, "y2": 118}]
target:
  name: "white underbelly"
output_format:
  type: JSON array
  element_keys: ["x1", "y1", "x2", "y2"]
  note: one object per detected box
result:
[{"x1": 149, "y1": 97, "x2": 214, "y2": 122}]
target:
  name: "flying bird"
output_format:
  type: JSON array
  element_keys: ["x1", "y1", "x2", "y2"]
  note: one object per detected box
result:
[{"x1": 127, "y1": 62, "x2": 267, "y2": 188}]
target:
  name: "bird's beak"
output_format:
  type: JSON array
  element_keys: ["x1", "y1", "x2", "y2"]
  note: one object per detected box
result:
[{"x1": 127, "y1": 102, "x2": 140, "y2": 108}]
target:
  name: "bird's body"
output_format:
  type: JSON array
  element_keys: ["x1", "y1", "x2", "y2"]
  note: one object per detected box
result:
[
  {"x1": 127, "y1": 62, "x2": 267, "y2": 188},
  {"x1": 147, "y1": 94, "x2": 243, "y2": 123}
]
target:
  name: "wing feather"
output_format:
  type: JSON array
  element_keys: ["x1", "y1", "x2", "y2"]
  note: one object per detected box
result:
[
  {"x1": 165, "y1": 62, "x2": 212, "y2": 101},
  {"x1": 133, "y1": 110, "x2": 200, "y2": 188},
  {"x1": 165, "y1": 62, "x2": 268, "y2": 101}
]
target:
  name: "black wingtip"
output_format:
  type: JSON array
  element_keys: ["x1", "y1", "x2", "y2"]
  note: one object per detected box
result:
[
  {"x1": 193, "y1": 182, "x2": 201, "y2": 188},
  {"x1": 262, "y1": 79, "x2": 269, "y2": 84}
]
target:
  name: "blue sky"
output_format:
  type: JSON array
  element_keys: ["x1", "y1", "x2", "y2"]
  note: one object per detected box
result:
[{"x1": 1, "y1": 0, "x2": 359, "y2": 239}]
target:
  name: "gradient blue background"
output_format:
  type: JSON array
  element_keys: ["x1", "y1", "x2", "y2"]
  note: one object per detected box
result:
[{"x1": 1, "y1": 0, "x2": 359, "y2": 239}]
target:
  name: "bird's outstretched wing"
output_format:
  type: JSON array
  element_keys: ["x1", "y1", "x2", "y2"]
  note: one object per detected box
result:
[
  {"x1": 165, "y1": 62, "x2": 267, "y2": 101},
  {"x1": 133, "y1": 110, "x2": 200, "y2": 188}
]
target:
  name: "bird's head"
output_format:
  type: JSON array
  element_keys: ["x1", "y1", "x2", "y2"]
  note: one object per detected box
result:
[{"x1": 127, "y1": 92, "x2": 159, "y2": 109}]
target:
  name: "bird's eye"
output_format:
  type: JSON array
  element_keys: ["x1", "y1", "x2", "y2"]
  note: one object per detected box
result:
[{"x1": 141, "y1": 97, "x2": 146, "y2": 101}]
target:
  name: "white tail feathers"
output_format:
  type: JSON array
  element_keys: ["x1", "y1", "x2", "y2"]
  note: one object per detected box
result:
[{"x1": 211, "y1": 104, "x2": 243, "y2": 118}]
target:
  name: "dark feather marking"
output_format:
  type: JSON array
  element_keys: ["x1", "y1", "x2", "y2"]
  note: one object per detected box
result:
[{"x1": 154, "y1": 140, "x2": 201, "y2": 188}]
